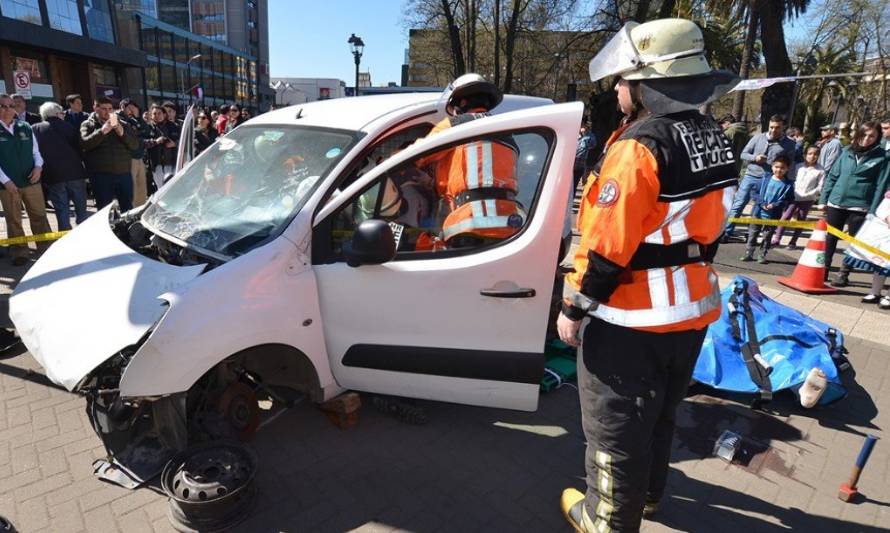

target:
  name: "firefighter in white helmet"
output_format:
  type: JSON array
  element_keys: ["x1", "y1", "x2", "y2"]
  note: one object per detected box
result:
[
  {"x1": 558, "y1": 19, "x2": 739, "y2": 532},
  {"x1": 419, "y1": 74, "x2": 523, "y2": 248}
]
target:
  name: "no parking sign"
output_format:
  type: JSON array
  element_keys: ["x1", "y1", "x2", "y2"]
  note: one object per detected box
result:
[{"x1": 13, "y1": 71, "x2": 31, "y2": 99}]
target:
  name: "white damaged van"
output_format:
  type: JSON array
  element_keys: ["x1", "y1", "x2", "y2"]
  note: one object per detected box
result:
[{"x1": 10, "y1": 93, "x2": 582, "y2": 486}]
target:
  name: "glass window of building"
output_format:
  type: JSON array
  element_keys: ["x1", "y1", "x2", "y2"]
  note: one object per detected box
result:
[
  {"x1": 93, "y1": 65, "x2": 117, "y2": 86},
  {"x1": 45, "y1": 0, "x2": 83, "y2": 34},
  {"x1": 84, "y1": 0, "x2": 115, "y2": 43},
  {"x1": 158, "y1": 0, "x2": 189, "y2": 31},
  {"x1": 141, "y1": 26, "x2": 159, "y2": 58},
  {"x1": 192, "y1": 0, "x2": 226, "y2": 42},
  {"x1": 213, "y1": 74, "x2": 224, "y2": 100},
  {"x1": 11, "y1": 52, "x2": 50, "y2": 83},
  {"x1": 215, "y1": 50, "x2": 229, "y2": 77},
  {"x1": 0, "y1": 0, "x2": 42, "y2": 25},
  {"x1": 145, "y1": 64, "x2": 159, "y2": 92},
  {"x1": 172, "y1": 33, "x2": 188, "y2": 64},
  {"x1": 119, "y1": 0, "x2": 156, "y2": 18},
  {"x1": 157, "y1": 29, "x2": 173, "y2": 59},
  {"x1": 160, "y1": 64, "x2": 177, "y2": 94},
  {"x1": 175, "y1": 65, "x2": 188, "y2": 92},
  {"x1": 223, "y1": 75, "x2": 234, "y2": 101}
]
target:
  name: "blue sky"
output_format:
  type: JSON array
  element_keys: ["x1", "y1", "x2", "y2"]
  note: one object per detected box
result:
[{"x1": 269, "y1": 1, "x2": 409, "y2": 85}]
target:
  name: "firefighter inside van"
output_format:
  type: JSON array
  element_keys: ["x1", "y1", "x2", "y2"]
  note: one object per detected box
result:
[{"x1": 418, "y1": 73, "x2": 524, "y2": 249}]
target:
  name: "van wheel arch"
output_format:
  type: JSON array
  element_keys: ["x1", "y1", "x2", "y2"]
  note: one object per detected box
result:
[{"x1": 194, "y1": 343, "x2": 323, "y2": 404}]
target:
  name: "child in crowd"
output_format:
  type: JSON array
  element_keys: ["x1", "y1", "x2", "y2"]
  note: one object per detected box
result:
[
  {"x1": 742, "y1": 154, "x2": 794, "y2": 264},
  {"x1": 772, "y1": 145, "x2": 825, "y2": 248}
]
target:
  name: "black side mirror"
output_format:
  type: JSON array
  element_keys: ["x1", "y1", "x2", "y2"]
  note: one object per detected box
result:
[
  {"x1": 343, "y1": 220, "x2": 396, "y2": 267},
  {"x1": 163, "y1": 172, "x2": 174, "y2": 184}
]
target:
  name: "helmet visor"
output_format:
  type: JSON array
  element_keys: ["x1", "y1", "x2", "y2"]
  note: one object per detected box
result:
[{"x1": 588, "y1": 23, "x2": 640, "y2": 82}]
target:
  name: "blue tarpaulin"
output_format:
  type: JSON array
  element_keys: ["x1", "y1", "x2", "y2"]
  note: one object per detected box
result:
[{"x1": 694, "y1": 276, "x2": 847, "y2": 405}]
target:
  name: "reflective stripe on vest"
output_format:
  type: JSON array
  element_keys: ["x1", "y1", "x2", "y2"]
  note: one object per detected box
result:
[
  {"x1": 644, "y1": 199, "x2": 692, "y2": 244},
  {"x1": 442, "y1": 210, "x2": 514, "y2": 239},
  {"x1": 465, "y1": 141, "x2": 496, "y2": 189},
  {"x1": 444, "y1": 140, "x2": 519, "y2": 240},
  {"x1": 591, "y1": 281, "x2": 721, "y2": 328}
]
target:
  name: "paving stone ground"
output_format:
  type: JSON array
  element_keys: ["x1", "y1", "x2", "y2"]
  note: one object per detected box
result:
[
  {"x1": 1, "y1": 332, "x2": 888, "y2": 532},
  {"x1": 1, "y1": 202, "x2": 889, "y2": 532}
]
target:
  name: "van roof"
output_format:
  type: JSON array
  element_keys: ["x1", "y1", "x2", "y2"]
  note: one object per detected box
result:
[{"x1": 247, "y1": 93, "x2": 552, "y2": 132}]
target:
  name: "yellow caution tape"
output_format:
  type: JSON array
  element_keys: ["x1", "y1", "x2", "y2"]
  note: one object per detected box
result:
[
  {"x1": 824, "y1": 224, "x2": 890, "y2": 263},
  {"x1": 728, "y1": 217, "x2": 816, "y2": 230},
  {"x1": 728, "y1": 217, "x2": 890, "y2": 263},
  {"x1": 0, "y1": 230, "x2": 69, "y2": 247}
]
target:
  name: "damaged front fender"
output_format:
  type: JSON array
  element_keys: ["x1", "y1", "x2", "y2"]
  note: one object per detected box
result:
[{"x1": 9, "y1": 205, "x2": 205, "y2": 391}]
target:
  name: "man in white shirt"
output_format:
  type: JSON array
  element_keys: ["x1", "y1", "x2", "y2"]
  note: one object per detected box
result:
[{"x1": 0, "y1": 93, "x2": 52, "y2": 266}]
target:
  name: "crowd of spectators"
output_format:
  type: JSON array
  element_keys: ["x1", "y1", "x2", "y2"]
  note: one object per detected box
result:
[
  {"x1": 0, "y1": 93, "x2": 256, "y2": 266},
  {"x1": 2, "y1": 89, "x2": 890, "y2": 309},
  {"x1": 719, "y1": 112, "x2": 890, "y2": 309}
]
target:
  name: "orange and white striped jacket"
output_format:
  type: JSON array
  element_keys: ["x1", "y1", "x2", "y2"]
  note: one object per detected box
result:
[
  {"x1": 421, "y1": 115, "x2": 523, "y2": 241},
  {"x1": 563, "y1": 111, "x2": 737, "y2": 332}
]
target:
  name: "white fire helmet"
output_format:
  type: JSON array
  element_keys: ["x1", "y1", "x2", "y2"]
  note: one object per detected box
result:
[
  {"x1": 442, "y1": 73, "x2": 502, "y2": 116},
  {"x1": 588, "y1": 18, "x2": 711, "y2": 82}
]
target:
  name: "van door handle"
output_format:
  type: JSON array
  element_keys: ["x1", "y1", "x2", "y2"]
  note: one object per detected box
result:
[{"x1": 480, "y1": 287, "x2": 536, "y2": 298}]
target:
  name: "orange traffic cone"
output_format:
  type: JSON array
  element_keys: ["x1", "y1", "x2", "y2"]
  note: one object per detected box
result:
[{"x1": 778, "y1": 219, "x2": 837, "y2": 294}]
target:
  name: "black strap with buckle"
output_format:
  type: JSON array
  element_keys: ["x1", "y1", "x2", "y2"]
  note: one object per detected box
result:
[
  {"x1": 728, "y1": 280, "x2": 773, "y2": 403},
  {"x1": 628, "y1": 239, "x2": 719, "y2": 270},
  {"x1": 453, "y1": 187, "x2": 517, "y2": 208}
]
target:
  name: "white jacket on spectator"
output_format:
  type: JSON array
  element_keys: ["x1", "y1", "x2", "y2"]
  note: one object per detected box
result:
[{"x1": 793, "y1": 162, "x2": 825, "y2": 202}]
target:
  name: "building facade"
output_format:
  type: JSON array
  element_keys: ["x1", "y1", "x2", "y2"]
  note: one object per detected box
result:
[
  {"x1": 0, "y1": 0, "x2": 146, "y2": 110},
  {"x1": 115, "y1": 0, "x2": 272, "y2": 112},
  {"x1": 0, "y1": 0, "x2": 270, "y2": 114}
]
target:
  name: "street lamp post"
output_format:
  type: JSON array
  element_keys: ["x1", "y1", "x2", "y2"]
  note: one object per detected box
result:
[
  {"x1": 179, "y1": 53, "x2": 202, "y2": 107},
  {"x1": 347, "y1": 33, "x2": 364, "y2": 97}
]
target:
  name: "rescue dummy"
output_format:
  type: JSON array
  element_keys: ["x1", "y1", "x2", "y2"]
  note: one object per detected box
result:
[
  {"x1": 356, "y1": 173, "x2": 440, "y2": 252},
  {"x1": 556, "y1": 18, "x2": 740, "y2": 532}
]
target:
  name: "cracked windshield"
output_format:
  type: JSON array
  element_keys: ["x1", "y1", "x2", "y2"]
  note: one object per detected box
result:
[{"x1": 141, "y1": 126, "x2": 355, "y2": 257}]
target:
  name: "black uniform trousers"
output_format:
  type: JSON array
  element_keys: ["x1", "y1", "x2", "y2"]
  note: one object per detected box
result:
[
  {"x1": 579, "y1": 315, "x2": 707, "y2": 532},
  {"x1": 823, "y1": 206, "x2": 867, "y2": 277}
]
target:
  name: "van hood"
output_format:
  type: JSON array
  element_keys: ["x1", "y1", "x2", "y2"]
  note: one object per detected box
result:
[{"x1": 9, "y1": 206, "x2": 205, "y2": 391}]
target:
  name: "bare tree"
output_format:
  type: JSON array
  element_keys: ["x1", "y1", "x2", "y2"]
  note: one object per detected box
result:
[
  {"x1": 441, "y1": 0, "x2": 467, "y2": 76},
  {"x1": 732, "y1": 1, "x2": 759, "y2": 120},
  {"x1": 494, "y1": 0, "x2": 501, "y2": 85},
  {"x1": 503, "y1": 0, "x2": 529, "y2": 92}
]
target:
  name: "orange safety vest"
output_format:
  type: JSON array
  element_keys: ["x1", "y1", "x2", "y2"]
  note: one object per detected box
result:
[
  {"x1": 564, "y1": 112, "x2": 737, "y2": 333},
  {"x1": 422, "y1": 116, "x2": 524, "y2": 241}
]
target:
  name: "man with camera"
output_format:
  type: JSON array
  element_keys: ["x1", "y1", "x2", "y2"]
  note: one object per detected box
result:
[{"x1": 80, "y1": 96, "x2": 139, "y2": 212}]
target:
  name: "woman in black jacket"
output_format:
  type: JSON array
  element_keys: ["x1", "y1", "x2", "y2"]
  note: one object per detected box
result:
[
  {"x1": 32, "y1": 101, "x2": 89, "y2": 230},
  {"x1": 194, "y1": 113, "x2": 218, "y2": 155},
  {"x1": 145, "y1": 103, "x2": 179, "y2": 190}
]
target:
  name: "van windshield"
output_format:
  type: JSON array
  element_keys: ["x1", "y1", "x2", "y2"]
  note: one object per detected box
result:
[{"x1": 141, "y1": 125, "x2": 356, "y2": 258}]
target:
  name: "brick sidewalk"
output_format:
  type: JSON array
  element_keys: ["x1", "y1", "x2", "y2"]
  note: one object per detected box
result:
[
  {"x1": 1, "y1": 202, "x2": 888, "y2": 532},
  {"x1": 1, "y1": 332, "x2": 888, "y2": 532}
]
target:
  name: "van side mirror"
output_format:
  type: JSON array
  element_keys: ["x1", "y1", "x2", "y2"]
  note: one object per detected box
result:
[{"x1": 343, "y1": 220, "x2": 396, "y2": 267}]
